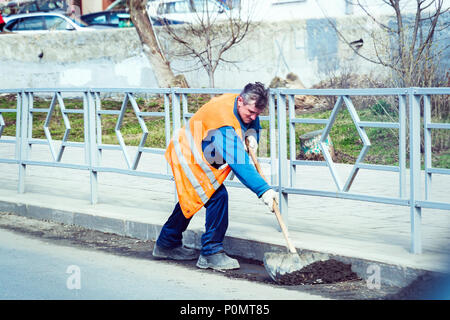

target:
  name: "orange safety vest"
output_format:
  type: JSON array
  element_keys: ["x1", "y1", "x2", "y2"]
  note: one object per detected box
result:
[{"x1": 165, "y1": 93, "x2": 243, "y2": 218}]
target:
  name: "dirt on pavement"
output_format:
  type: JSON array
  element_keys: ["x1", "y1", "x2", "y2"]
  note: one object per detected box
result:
[
  {"x1": 0, "y1": 212, "x2": 447, "y2": 300},
  {"x1": 276, "y1": 259, "x2": 359, "y2": 285}
]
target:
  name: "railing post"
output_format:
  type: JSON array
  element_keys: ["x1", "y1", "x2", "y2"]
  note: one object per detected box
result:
[
  {"x1": 423, "y1": 94, "x2": 432, "y2": 200},
  {"x1": 277, "y1": 91, "x2": 289, "y2": 228},
  {"x1": 14, "y1": 92, "x2": 21, "y2": 166},
  {"x1": 17, "y1": 91, "x2": 29, "y2": 194},
  {"x1": 182, "y1": 93, "x2": 189, "y2": 125},
  {"x1": 85, "y1": 90, "x2": 98, "y2": 205},
  {"x1": 288, "y1": 94, "x2": 296, "y2": 187},
  {"x1": 172, "y1": 88, "x2": 181, "y2": 203},
  {"x1": 269, "y1": 92, "x2": 277, "y2": 185},
  {"x1": 94, "y1": 92, "x2": 103, "y2": 163},
  {"x1": 172, "y1": 89, "x2": 181, "y2": 133},
  {"x1": 409, "y1": 88, "x2": 422, "y2": 254},
  {"x1": 164, "y1": 92, "x2": 171, "y2": 175},
  {"x1": 398, "y1": 93, "x2": 407, "y2": 198}
]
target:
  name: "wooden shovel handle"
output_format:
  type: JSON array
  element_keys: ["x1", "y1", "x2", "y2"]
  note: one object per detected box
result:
[{"x1": 245, "y1": 138, "x2": 297, "y2": 254}]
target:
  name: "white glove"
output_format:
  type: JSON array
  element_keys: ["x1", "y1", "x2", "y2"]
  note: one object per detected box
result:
[
  {"x1": 245, "y1": 135, "x2": 258, "y2": 154},
  {"x1": 260, "y1": 189, "x2": 277, "y2": 213}
]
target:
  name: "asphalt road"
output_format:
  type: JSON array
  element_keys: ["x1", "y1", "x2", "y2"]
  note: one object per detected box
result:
[
  {"x1": 1, "y1": 212, "x2": 448, "y2": 302},
  {"x1": 0, "y1": 227, "x2": 325, "y2": 300}
]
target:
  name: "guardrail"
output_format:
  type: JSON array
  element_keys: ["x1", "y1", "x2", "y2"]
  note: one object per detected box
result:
[{"x1": 0, "y1": 87, "x2": 448, "y2": 254}]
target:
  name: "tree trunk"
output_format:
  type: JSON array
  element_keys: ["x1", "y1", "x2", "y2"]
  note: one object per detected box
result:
[{"x1": 127, "y1": 0, "x2": 188, "y2": 88}]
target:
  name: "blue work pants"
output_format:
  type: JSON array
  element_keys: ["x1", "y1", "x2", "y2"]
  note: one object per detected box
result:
[{"x1": 156, "y1": 184, "x2": 229, "y2": 256}]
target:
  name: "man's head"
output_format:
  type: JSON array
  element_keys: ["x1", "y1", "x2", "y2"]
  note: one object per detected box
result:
[{"x1": 237, "y1": 82, "x2": 269, "y2": 124}]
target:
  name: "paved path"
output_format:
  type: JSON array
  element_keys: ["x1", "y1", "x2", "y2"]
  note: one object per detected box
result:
[{"x1": 1, "y1": 139, "x2": 449, "y2": 283}]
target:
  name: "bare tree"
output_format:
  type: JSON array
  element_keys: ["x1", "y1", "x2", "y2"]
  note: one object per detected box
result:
[
  {"x1": 324, "y1": 0, "x2": 449, "y2": 87},
  {"x1": 158, "y1": 0, "x2": 256, "y2": 88},
  {"x1": 321, "y1": 0, "x2": 449, "y2": 157},
  {"x1": 127, "y1": 0, "x2": 189, "y2": 87}
]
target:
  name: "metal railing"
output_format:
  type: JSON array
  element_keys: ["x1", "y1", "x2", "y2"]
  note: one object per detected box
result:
[{"x1": 0, "y1": 87, "x2": 449, "y2": 254}]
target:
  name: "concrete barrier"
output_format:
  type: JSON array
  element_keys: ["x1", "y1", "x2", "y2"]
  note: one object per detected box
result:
[{"x1": 0, "y1": 17, "x2": 390, "y2": 89}]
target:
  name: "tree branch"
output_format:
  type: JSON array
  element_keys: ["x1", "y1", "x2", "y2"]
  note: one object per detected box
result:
[{"x1": 159, "y1": 0, "x2": 254, "y2": 87}]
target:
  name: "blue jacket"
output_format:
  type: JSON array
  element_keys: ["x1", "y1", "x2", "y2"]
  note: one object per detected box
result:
[{"x1": 201, "y1": 99, "x2": 271, "y2": 198}]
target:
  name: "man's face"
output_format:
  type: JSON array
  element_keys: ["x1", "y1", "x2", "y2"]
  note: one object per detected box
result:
[{"x1": 237, "y1": 96, "x2": 263, "y2": 124}]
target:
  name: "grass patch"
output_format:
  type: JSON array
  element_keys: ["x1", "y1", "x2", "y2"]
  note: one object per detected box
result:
[{"x1": 0, "y1": 95, "x2": 448, "y2": 169}]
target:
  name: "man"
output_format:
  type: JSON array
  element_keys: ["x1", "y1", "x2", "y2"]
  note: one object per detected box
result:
[{"x1": 153, "y1": 82, "x2": 277, "y2": 270}]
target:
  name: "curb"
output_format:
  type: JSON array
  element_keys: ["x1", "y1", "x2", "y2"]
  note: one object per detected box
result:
[{"x1": 0, "y1": 199, "x2": 441, "y2": 288}]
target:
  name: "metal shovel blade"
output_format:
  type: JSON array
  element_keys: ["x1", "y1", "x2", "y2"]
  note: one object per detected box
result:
[
  {"x1": 245, "y1": 143, "x2": 331, "y2": 282},
  {"x1": 263, "y1": 251, "x2": 329, "y2": 283}
]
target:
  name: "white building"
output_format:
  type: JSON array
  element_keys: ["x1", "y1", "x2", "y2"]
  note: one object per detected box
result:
[
  {"x1": 0, "y1": 0, "x2": 435, "y2": 18},
  {"x1": 235, "y1": 0, "x2": 439, "y2": 21}
]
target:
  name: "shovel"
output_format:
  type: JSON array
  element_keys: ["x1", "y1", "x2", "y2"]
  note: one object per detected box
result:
[{"x1": 245, "y1": 139, "x2": 328, "y2": 283}]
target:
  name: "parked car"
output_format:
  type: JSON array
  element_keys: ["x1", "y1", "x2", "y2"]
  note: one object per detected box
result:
[
  {"x1": 105, "y1": 0, "x2": 158, "y2": 13},
  {"x1": 80, "y1": 9, "x2": 181, "y2": 28},
  {"x1": 104, "y1": 0, "x2": 184, "y2": 26},
  {"x1": 0, "y1": 0, "x2": 68, "y2": 17},
  {"x1": 153, "y1": 0, "x2": 230, "y2": 25},
  {"x1": 3, "y1": 12, "x2": 105, "y2": 33},
  {"x1": 81, "y1": 10, "x2": 134, "y2": 28}
]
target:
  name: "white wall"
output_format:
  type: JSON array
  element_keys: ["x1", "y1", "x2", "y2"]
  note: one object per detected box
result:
[
  {"x1": 0, "y1": 18, "x2": 382, "y2": 89},
  {"x1": 0, "y1": 7, "x2": 447, "y2": 89},
  {"x1": 233, "y1": 0, "x2": 439, "y2": 22},
  {"x1": 0, "y1": 28, "x2": 158, "y2": 89}
]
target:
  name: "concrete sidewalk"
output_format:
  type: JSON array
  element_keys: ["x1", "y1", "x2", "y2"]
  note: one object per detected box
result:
[{"x1": 1, "y1": 141, "x2": 449, "y2": 287}]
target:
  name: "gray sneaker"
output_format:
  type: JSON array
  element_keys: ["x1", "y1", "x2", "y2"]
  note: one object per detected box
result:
[
  {"x1": 196, "y1": 252, "x2": 240, "y2": 271},
  {"x1": 152, "y1": 244, "x2": 198, "y2": 260}
]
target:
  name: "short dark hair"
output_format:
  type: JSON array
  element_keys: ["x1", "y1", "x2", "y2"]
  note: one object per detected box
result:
[{"x1": 240, "y1": 82, "x2": 269, "y2": 110}]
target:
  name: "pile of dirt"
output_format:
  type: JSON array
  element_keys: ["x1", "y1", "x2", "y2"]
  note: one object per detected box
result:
[
  {"x1": 269, "y1": 73, "x2": 329, "y2": 112},
  {"x1": 297, "y1": 152, "x2": 325, "y2": 161},
  {"x1": 0, "y1": 93, "x2": 17, "y2": 102},
  {"x1": 276, "y1": 259, "x2": 360, "y2": 286},
  {"x1": 296, "y1": 149, "x2": 358, "y2": 164}
]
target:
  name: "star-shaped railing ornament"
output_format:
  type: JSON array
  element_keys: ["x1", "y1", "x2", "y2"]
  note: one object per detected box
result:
[
  {"x1": 115, "y1": 93, "x2": 149, "y2": 170},
  {"x1": 43, "y1": 92, "x2": 71, "y2": 162},
  {"x1": 319, "y1": 96, "x2": 371, "y2": 192}
]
